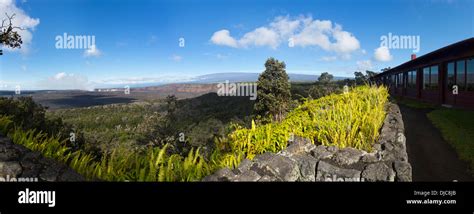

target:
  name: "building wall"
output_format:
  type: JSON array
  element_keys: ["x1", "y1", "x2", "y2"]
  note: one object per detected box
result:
[{"x1": 374, "y1": 54, "x2": 474, "y2": 109}]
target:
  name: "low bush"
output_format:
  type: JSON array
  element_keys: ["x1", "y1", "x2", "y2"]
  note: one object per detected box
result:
[{"x1": 219, "y1": 85, "x2": 388, "y2": 165}]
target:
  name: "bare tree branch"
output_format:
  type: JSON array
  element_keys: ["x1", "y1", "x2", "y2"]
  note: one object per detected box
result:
[
  {"x1": 1, "y1": 13, "x2": 24, "y2": 30},
  {"x1": 0, "y1": 13, "x2": 23, "y2": 50}
]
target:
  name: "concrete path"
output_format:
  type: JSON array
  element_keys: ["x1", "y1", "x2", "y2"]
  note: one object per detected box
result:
[{"x1": 399, "y1": 105, "x2": 473, "y2": 181}]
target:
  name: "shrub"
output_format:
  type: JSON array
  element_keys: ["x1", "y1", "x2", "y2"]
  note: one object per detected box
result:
[
  {"x1": 0, "y1": 85, "x2": 389, "y2": 181},
  {"x1": 0, "y1": 115, "x2": 212, "y2": 181},
  {"x1": 0, "y1": 97, "x2": 84, "y2": 150},
  {"x1": 220, "y1": 85, "x2": 388, "y2": 165}
]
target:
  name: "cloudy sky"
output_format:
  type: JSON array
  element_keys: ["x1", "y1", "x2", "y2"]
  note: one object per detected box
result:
[{"x1": 0, "y1": 0, "x2": 473, "y2": 90}]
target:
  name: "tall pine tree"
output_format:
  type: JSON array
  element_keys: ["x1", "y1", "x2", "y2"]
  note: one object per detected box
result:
[{"x1": 254, "y1": 58, "x2": 291, "y2": 122}]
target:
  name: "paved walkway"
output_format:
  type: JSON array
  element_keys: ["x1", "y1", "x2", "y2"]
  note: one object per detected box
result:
[{"x1": 399, "y1": 105, "x2": 473, "y2": 181}]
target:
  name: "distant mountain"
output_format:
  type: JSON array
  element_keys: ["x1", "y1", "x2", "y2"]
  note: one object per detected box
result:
[
  {"x1": 192, "y1": 73, "x2": 261, "y2": 83},
  {"x1": 191, "y1": 72, "x2": 347, "y2": 83},
  {"x1": 90, "y1": 72, "x2": 350, "y2": 89}
]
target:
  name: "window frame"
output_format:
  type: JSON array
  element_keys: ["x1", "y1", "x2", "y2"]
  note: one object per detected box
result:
[{"x1": 422, "y1": 64, "x2": 439, "y2": 91}]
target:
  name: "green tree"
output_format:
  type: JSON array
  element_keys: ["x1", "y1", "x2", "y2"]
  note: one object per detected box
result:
[
  {"x1": 354, "y1": 70, "x2": 379, "y2": 85},
  {"x1": 254, "y1": 57, "x2": 291, "y2": 122},
  {"x1": 318, "y1": 72, "x2": 334, "y2": 84},
  {"x1": 149, "y1": 95, "x2": 179, "y2": 147},
  {"x1": 165, "y1": 94, "x2": 178, "y2": 121},
  {"x1": 1, "y1": 13, "x2": 23, "y2": 50},
  {"x1": 354, "y1": 71, "x2": 366, "y2": 85},
  {"x1": 0, "y1": 97, "x2": 85, "y2": 151},
  {"x1": 308, "y1": 72, "x2": 339, "y2": 99},
  {"x1": 366, "y1": 70, "x2": 378, "y2": 79},
  {"x1": 162, "y1": 94, "x2": 178, "y2": 138}
]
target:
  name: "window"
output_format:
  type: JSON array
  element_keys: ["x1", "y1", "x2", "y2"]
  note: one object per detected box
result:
[
  {"x1": 404, "y1": 72, "x2": 408, "y2": 88},
  {"x1": 467, "y1": 58, "x2": 474, "y2": 91},
  {"x1": 430, "y1": 66, "x2": 438, "y2": 88},
  {"x1": 423, "y1": 67, "x2": 430, "y2": 89},
  {"x1": 457, "y1": 60, "x2": 466, "y2": 90},
  {"x1": 392, "y1": 74, "x2": 398, "y2": 88},
  {"x1": 401, "y1": 73, "x2": 404, "y2": 87},
  {"x1": 423, "y1": 65, "x2": 439, "y2": 90},
  {"x1": 397, "y1": 73, "x2": 403, "y2": 88},
  {"x1": 407, "y1": 70, "x2": 416, "y2": 88},
  {"x1": 447, "y1": 62, "x2": 455, "y2": 90}
]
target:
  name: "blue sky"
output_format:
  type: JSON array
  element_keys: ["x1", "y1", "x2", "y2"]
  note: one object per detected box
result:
[{"x1": 0, "y1": 0, "x2": 473, "y2": 90}]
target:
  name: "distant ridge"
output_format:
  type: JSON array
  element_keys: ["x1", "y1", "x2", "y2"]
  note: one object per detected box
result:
[
  {"x1": 5, "y1": 72, "x2": 351, "y2": 91},
  {"x1": 192, "y1": 72, "x2": 347, "y2": 83}
]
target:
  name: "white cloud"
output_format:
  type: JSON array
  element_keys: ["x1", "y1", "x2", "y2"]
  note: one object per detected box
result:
[
  {"x1": 210, "y1": 15, "x2": 360, "y2": 57},
  {"x1": 36, "y1": 72, "x2": 93, "y2": 90},
  {"x1": 292, "y1": 19, "x2": 331, "y2": 49},
  {"x1": 210, "y1": 30, "x2": 238, "y2": 48},
  {"x1": 356, "y1": 60, "x2": 373, "y2": 71},
  {"x1": 239, "y1": 27, "x2": 279, "y2": 49},
  {"x1": 328, "y1": 25, "x2": 360, "y2": 54},
  {"x1": 374, "y1": 46, "x2": 393, "y2": 62},
  {"x1": 84, "y1": 45, "x2": 101, "y2": 57},
  {"x1": 170, "y1": 54, "x2": 182, "y2": 62},
  {"x1": 269, "y1": 15, "x2": 300, "y2": 38},
  {"x1": 53, "y1": 72, "x2": 66, "y2": 80},
  {"x1": 0, "y1": 0, "x2": 40, "y2": 54}
]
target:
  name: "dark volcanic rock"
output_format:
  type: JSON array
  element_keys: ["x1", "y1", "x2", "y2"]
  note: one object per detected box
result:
[
  {"x1": 202, "y1": 168, "x2": 236, "y2": 181},
  {"x1": 361, "y1": 162, "x2": 395, "y2": 182},
  {"x1": 332, "y1": 147, "x2": 365, "y2": 166},
  {"x1": 310, "y1": 145, "x2": 336, "y2": 160},
  {"x1": 286, "y1": 137, "x2": 315, "y2": 155},
  {"x1": 265, "y1": 155, "x2": 300, "y2": 181},
  {"x1": 0, "y1": 134, "x2": 85, "y2": 181},
  {"x1": 232, "y1": 170, "x2": 261, "y2": 181},
  {"x1": 292, "y1": 154, "x2": 318, "y2": 182},
  {"x1": 0, "y1": 161, "x2": 22, "y2": 177},
  {"x1": 393, "y1": 161, "x2": 412, "y2": 182},
  {"x1": 316, "y1": 161, "x2": 362, "y2": 182}
]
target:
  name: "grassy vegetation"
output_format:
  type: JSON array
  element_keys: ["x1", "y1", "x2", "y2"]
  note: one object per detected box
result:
[
  {"x1": 217, "y1": 85, "x2": 389, "y2": 165},
  {"x1": 427, "y1": 108, "x2": 474, "y2": 174},
  {"x1": 48, "y1": 102, "x2": 163, "y2": 153},
  {"x1": 394, "y1": 97, "x2": 436, "y2": 109},
  {"x1": 0, "y1": 115, "x2": 213, "y2": 181},
  {"x1": 0, "y1": 85, "x2": 389, "y2": 180}
]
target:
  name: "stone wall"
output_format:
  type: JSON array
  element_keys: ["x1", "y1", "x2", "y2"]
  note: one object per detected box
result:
[
  {"x1": 203, "y1": 103, "x2": 412, "y2": 182},
  {"x1": 0, "y1": 135, "x2": 84, "y2": 182}
]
